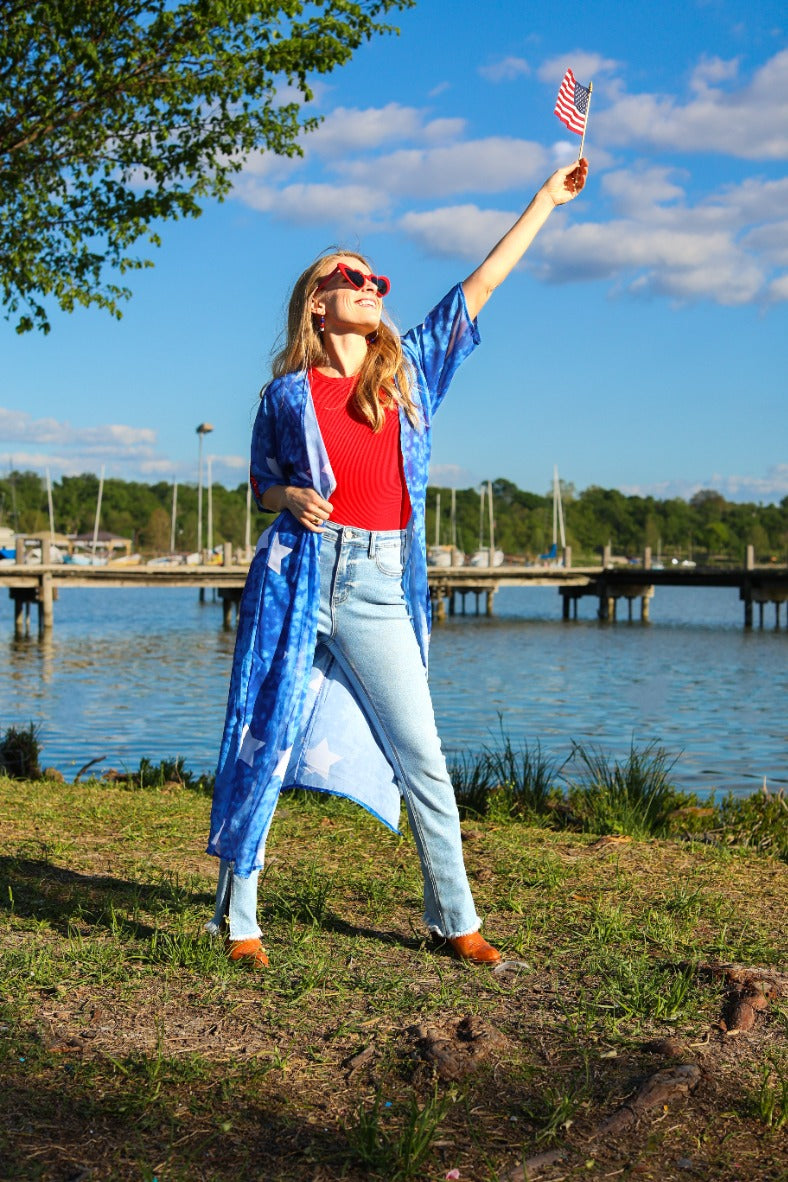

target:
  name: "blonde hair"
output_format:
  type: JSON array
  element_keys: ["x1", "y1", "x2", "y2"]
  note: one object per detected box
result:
[{"x1": 271, "y1": 251, "x2": 418, "y2": 433}]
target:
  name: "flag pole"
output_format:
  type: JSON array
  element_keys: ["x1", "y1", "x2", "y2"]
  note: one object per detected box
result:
[{"x1": 578, "y1": 80, "x2": 593, "y2": 159}]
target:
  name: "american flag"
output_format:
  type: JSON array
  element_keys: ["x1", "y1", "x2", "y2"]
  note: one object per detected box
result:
[{"x1": 554, "y1": 68, "x2": 590, "y2": 135}]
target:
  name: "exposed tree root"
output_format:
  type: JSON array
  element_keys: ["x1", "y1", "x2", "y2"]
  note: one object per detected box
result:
[{"x1": 506, "y1": 962, "x2": 786, "y2": 1180}]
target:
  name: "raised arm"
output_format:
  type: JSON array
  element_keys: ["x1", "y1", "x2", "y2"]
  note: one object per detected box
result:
[{"x1": 461, "y1": 158, "x2": 588, "y2": 321}]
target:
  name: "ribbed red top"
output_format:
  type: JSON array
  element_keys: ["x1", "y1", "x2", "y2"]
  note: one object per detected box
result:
[{"x1": 309, "y1": 368, "x2": 411, "y2": 530}]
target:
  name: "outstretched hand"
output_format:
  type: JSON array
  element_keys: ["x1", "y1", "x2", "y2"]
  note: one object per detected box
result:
[{"x1": 543, "y1": 158, "x2": 589, "y2": 206}]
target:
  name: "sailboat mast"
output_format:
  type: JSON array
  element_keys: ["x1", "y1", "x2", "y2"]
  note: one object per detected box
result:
[
  {"x1": 91, "y1": 466, "x2": 105, "y2": 564},
  {"x1": 487, "y1": 479, "x2": 495, "y2": 567},
  {"x1": 557, "y1": 466, "x2": 566, "y2": 550},
  {"x1": 553, "y1": 465, "x2": 566, "y2": 551},
  {"x1": 46, "y1": 468, "x2": 55, "y2": 538},
  {"x1": 435, "y1": 491, "x2": 441, "y2": 548},
  {"x1": 170, "y1": 480, "x2": 178, "y2": 553}
]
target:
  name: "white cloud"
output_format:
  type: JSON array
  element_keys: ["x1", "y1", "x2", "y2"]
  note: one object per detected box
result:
[
  {"x1": 0, "y1": 408, "x2": 251, "y2": 485},
  {"x1": 234, "y1": 103, "x2": 467, "y2": 194},
  {"x1": 765, "y1": 272, "x2": 788, "y2": 303},
  {"x1": 399, "y1": 205, "x2": 515, "y2": 259},
  {"x1": 429, "y1": 462, "x2": 478, "y2": 488},
  {"x1": 210, "y1": 454, "x2": 246, "y2": 472},
  {"x1": 478, "y1": 56, "x2": 530, "y2": 83},
  {"x1": 235, "y1": 134, "x2": 552, "y2": 216},
  {"x1": 340, "y1": 138, "x2": 550, "y2": 199},
  {"x1": 0, "y1": 408, "x2": 156, "y2": 450},
  {"x1": 690, "y1": 55, "x2": 741, "y2": 89},
  {"x1": 305, "y1": 103, "x2": 464, "y2": 156},
  {"x1": 421, "y1": 117, "x2": 467, "y2": 144},
  {"x1": 706, "y1": 178, "x2": 788, "y2": 232},
  {"x1": 601, "y1": 166, "x2": 687, "y2": 215},
  {"x1": 621, "y1": 464, "x2": 788, "y2": 504},
  {"x1": 711, "y1": 464, "x2": 788, "y2": 502},
  {"x1": 527, "y1": 170, "x2": 787, "y2": 305},
  {"x1": 533, "y1": 218, "x2": 766, "y2": 305},
  {"x1": 741, "y1": 219, "x2": 788, "y2": 265},
  {"x1": 234, "y1": 150, "x2": 303, "y2": 183},
  {"x1": 398, "y1": 166, "x2": 788, "y2": 307},
  {"x1": 595, "y1": 48, "x2": 788, "y2": 159},
  {"x1": 537, "y1": 52, "x2": 619, "y2": 85},
  {"x1": 0, "y1": 409, "x2": 63, "y2": 445},
  {"x1": 234, "y1": 180, "x2": 390, "y2": 226}
]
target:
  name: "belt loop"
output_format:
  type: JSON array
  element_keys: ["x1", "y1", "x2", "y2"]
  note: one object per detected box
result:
[{"x1": 368, "y1": 530, "x2": 376, "y2": 558}]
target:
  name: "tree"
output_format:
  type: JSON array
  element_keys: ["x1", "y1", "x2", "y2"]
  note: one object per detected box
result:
[{"x1": 0, "y1": 0, "x2": 412, "y2": 332}]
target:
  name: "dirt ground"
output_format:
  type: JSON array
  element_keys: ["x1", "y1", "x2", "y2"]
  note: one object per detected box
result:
[{"x1": 1, "y1": 779, "x2": 786, "y2": 1181}]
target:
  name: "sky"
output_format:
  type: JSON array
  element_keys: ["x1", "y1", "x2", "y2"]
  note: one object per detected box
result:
[{"x1": 1, "y1": 0, "x2": 787, "y2": 505}]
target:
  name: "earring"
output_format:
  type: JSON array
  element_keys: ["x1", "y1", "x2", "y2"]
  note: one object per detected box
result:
[
  {"x1": 366, "y1": 330, "x2": 378, "y2": 344},
  {"x1": 318, "y1": 314, "x2": 325, "y2": 334}
]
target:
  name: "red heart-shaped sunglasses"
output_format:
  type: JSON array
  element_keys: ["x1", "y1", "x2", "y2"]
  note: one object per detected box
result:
[{"x1": 315, "y1": 263, "x2": 390, "y2": 298}]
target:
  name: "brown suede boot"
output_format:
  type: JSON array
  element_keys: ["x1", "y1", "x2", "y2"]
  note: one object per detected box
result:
[
  {"x1": 445, "y1": 931, "x2": 502, "y2": 965},
  {"x1": 225, "y1": 937, "x2": 269, "y2": 968}
]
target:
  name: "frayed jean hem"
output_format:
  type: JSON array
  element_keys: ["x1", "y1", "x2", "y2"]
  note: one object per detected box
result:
[{"x1": 426, "y1": 917, "x2": 481, "y2": 940}]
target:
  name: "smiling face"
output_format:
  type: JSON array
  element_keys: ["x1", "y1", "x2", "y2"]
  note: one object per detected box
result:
[{"x1": 310, "y1": 254, "x2": 384, "y2": 336}]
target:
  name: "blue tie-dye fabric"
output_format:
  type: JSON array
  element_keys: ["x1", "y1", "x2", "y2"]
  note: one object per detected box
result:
[{"x1": 207, "y1": 284, "x2": 480, "y2": 878}]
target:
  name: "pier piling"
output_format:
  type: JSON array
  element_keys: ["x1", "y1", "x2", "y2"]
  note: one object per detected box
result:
[
  {"x1": 38, "y1": 573, "x2": 54, "y2": 634},
  {"x1": 743, "y1": 545, "x2": 755, "y2": 628}
]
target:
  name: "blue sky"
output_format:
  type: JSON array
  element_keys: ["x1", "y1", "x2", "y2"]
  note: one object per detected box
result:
[{"x1": 1, "y1": 0, "x2": 786, "y2": 503}]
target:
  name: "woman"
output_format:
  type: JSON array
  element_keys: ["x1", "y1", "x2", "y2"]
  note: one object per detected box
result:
[{"x1": 206, "y1": 158, "x2": 589, "y2": 968}]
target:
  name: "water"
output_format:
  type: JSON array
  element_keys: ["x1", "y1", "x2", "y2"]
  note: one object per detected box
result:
[{"x1": 4, "y1": 584, "x2": 786, "y2": 796}]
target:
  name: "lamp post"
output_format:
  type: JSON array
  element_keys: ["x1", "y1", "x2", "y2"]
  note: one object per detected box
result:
[
  {"x1": 196, "y1": 422, "x2": 213, "y2": 558},
  {"x1": 207, "y1": 454, "x2": 213, "y2": 556}
]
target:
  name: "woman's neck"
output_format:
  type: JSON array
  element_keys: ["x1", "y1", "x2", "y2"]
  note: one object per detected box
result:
[{"x1": 317, "y1": 329, "x2": 368, "y2": 378}]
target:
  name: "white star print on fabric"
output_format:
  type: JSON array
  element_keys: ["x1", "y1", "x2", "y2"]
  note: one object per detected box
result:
[
  {"x1": 273, "y1": 747, "x2": 293, "y2": 779},
  {"x1": 265, "y1": 456, "x2": 283, "y2": 477},
  {"x1": 304, "y1": 737, "x2": 342, "y2": 779},
  {"x1": 256, "y1": 525, "x2": 273, "y2": 554},
  {"x1": 239, "y1": 725, "x2": 264, "y2": 767},
  {"x1": 267, "y1": 534, "x2": 293, "y2": 575}
]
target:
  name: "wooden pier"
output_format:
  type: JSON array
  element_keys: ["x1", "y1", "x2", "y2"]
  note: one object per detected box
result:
[
  {"x1": 3, "y1": 540, "x2": 786, "y2": 636},
  {"x1": 427, "y1": 544, "x2": 788, "y2": 630},
  {"x1": 2, "y1": 539, "x2": 250, "y2": 637}
]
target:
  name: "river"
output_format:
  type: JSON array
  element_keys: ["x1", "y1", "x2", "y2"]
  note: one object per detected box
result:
[{"x1": 4, "y1": 584, "x2": 786, "y2": 796}]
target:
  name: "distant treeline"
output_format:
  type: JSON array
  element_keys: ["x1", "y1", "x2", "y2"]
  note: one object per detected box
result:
[
  {"x1": 431, "y1": 478, "x2": 788, "y2": 564},
  {"x1": 2, "y1": 470, "x2": 786, "y2": 563}
]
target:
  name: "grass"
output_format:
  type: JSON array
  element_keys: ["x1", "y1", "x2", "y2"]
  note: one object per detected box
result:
[
  {"x1": 564, "y1": 739, "x2": 693, "y2": 839},
  {"x1": 0, "y1": 721, "x2": 42, "y2": 779},
  {"x1": 749, "y1": 1056, "x2": 788, "y2": 1131},
  {"x1": 346, "y1": 1084, "x2": 453, "y2": 1179},
  {"x1": 0, "y1": 773, "x2": 786, "y2": 1181},
  {"x1": 451, "y1": 732, "x2": 788, "y2": 857}
]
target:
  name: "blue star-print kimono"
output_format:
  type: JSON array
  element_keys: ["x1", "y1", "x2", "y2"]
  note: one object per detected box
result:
[{"x1": 208, "y1": 284, "x2": 480, "y2": 878}]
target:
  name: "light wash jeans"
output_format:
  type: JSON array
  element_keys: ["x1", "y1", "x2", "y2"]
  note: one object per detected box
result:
[{"x1": 208, "y1": 522, "x2": 481, "y2": 941}]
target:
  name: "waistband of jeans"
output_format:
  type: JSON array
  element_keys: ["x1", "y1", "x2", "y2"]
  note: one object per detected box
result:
[{"x1": 320, "y1": 521, "x2": 406, "y2": 548}]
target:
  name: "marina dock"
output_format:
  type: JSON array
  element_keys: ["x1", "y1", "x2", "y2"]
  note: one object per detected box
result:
[{"x1": 3, "y1": 541, "x2": 786, "y2": 636}]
